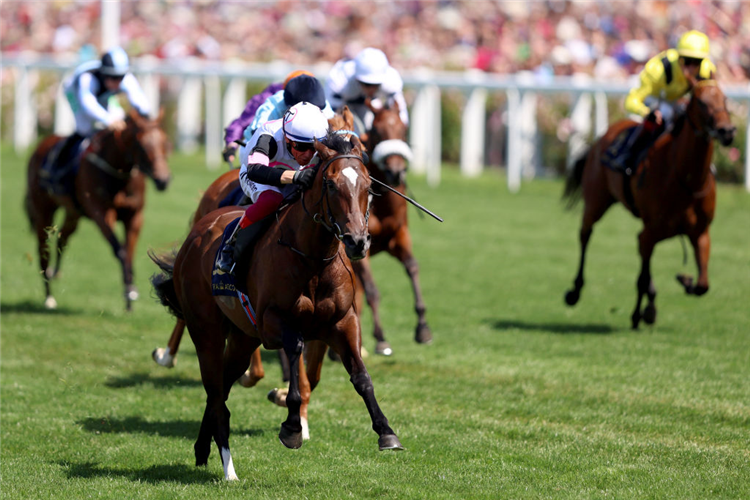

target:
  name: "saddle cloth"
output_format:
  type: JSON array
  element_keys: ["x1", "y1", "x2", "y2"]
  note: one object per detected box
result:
[{"x1": 211, "y1": 217, "x2": 257, "y2": 327}]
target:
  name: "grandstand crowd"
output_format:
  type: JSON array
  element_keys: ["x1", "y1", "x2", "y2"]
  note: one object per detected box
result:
[{"x1": 2, "y1": 1, "x2": 749, "y2": 84}]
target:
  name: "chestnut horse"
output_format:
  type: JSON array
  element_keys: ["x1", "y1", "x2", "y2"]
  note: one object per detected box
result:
[
  {"x1": 152, "y1": 110, "x2": 358, "y2": 391},
  {"x1": 26, "y1": 108, "x2": 171, "y2": 311},
  {"x1": 352, "y1": 100, "x2": 432, "y2": 355},
  {"x1": 563, "y1": 78, "x2": 736, "y2": 329},
  {"x1": 150, "y1": 132, "x2": 401, "y2": 480}
]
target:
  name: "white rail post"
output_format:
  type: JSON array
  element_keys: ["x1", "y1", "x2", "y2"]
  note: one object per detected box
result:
[
  {"x1": 568, "y1": 91, "x2": 592, "y2": 169},
  {"x1": 223, "y1": 77, "x2": 247, "y2": 129},
  {"x1": 140, "y1": 73, "x2": 160, "y2": 115},
  {"x1": 506, "y1": 87, "x2": 521, "y2": 192},
  {"x1": 409, "y1": 85, "x2": 430, "y2": 176},
  {"x1": 14, "y1": 66, "x2": 37, "y2": 153},
  {"x1": 100, "y1": 0, "x2": 121, "y2": 51},
  {"x1": 460, "y1": 87, "x2": 487, "y2": 178},
  {"x1": 519, "y1": 89, "x2": 539, "y2": 179},
  {"x1": 426, "y1": 84, "x2": 442, "y2": 187},
  {"x1": 746, "y1": 103, "x2": 750, "y2": 193},
  {"x1": 594, "y1": 91, "x2": 608, "y2": 137},
  {"x1": 177, "y1": 76, "x2": 202, "y2": 153},
  {"x1": 204, "y1": 74, "x2": 222, "y2": 169},
  {"x1": 54, "y1": 81, "x2": 75, "y2": 136}
]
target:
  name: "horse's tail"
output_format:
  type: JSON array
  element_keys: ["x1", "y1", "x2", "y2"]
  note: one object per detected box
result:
[
  {"x1": 562, "y1": 149, "x2": 590, "y2": 209},
  {"x1": 148, "y1": 249, "x2": 184, "y2": 319}
]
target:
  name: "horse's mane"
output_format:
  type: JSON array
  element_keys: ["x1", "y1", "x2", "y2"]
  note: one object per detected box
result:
[{"x1": 322, "y1": 131, "x2": 355, "y2": 155}]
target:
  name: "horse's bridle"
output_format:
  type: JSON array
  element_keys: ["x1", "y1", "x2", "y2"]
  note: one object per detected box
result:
[{"x1": 301, "y1": 153, "x2": 370, "y2": 242}]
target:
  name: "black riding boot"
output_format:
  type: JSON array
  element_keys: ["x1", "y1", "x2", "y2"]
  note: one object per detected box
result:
[{"x1": 216, "y1": 223, "x2": 241, "y2": 273}]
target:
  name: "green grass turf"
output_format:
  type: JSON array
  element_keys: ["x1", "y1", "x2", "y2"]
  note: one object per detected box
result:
[{"x1": 2, "y1": 145, "x2": 749, "y2": 499}]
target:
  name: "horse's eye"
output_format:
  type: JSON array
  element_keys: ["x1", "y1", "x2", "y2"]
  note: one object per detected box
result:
[{"x1": 326, "y1": 180, "x2": 337, "y2": 192}]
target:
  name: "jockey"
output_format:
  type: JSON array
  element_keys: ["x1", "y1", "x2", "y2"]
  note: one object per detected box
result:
[
  {"x1": 56, "y1": 47, "x2": 151, "y2": 171},
  {"x1": 222, "y1": 69, "x2": 315, "y2": 165},
  {"x1": 216, "y1": 102, "x2": 329, "y2": 273},
  {"x1": 243, "y1": 74, "x2": 335, "y2": 144},
  {"x1": 611, "y1": 30, "x2": 717, "y2": 172},
  {"x1": 325, "y1": 47, "x2": 408, "y2": 135}
]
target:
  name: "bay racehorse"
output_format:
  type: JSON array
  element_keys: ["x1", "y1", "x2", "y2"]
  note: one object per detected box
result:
[
  {"x1": 352, "y1": 99, "x2": 432, "y2": 355},
  {"x1": 562, "y1": 77, "x2": 736, "y2": 329},
  {"x1": 150, "y1": 132, "x2": 401, "y2": 480},
  {"x1": 26, "y1": 108, "x2": 171, "y2": 311},
  {"x1": 152, "y1": 109, "x2": 358, "y2": 390}
]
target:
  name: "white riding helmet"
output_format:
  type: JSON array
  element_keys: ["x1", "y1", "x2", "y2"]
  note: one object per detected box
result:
[
  {"x1": 354, "y1": 48, "x2": 389, "y2": 85},
  {"x1": 283, "y1": 102, "x2": 329, "y2": 143},
  {"x1": 100, "y1": 47, "x2": 130, "y2": 77}
]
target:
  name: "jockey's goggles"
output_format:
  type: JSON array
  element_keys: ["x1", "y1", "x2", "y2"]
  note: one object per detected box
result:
[
  {"x1": 682, "y1": 56, "x2": 703, "y2": 67},
  {"x1": 291, "y1": 141, "x2": 315, "y2": 152}
]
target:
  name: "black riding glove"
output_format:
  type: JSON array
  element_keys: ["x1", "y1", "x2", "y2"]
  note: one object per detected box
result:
[
  {"x1": 222, "y1": 145, "x2": 237, "y2": 162},
  {"x1": 292, "y1": 168, "x2": 316, "y2": 190}
]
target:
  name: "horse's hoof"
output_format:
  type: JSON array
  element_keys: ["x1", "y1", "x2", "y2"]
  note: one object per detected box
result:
[
  {"x1": 375, "y1": 341, "x2": 393, "y2": 356},
  {"x1": 694, "y1": 285, "x2": 709, "y2": 296},
  {"x1": 415, "y1": 324, "x2": 433, "y2": 344},
  {"x1": 378, "y1": 434, "x2": 404, "y2": 451},
  {"x1": 44, "y1": 296, "x2": 57, "y2": 310},
  {"x1": 44, "y1": 267, "x2": 57, "y2": 280},
  {"x1": 676, "y1": 274, "x2": 694, "y2": 294},
  {"x1": 279, "y1": 424, "x2": 303, "y2": 449},
  {"x1": 239, "y1": 369, "x2": 262, "y2": 388},
  {"x1": 631, "y1": 313, "x2": 641, "y2": 330},
  {"x1": 643, "y1": 304, "x2": 657, "y2": 325},
  {"x1": 267, "y1": 388, "x2": 288, "y2": 407},
  {"x1": 564, "y1": 289, "x2": 580, "y2": 306},
  {"x1": 152, "y1": 347, "x2": 175, "y2": 368}
]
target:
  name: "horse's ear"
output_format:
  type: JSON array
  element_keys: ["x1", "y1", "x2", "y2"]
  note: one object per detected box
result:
[
  {"x1": 350, "y1": 135, "x2": 364, "y2": 155},
  {"x1": 314, "y1": 138, "x2": 336, "y2": 159},
  {"x1": 341, "y1": 105, "x2": 355, "y2": 130},
  {"x1": 157, "y1": 107, "x2": 165, "y2": 123}
]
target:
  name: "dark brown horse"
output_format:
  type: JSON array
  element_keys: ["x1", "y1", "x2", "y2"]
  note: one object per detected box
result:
[
  {"x1": 26, "y1": 108, "x2": 171, "y2": 311},
  {"x1": 563, "y1": 77, "x2": 736, "y2": 329},
  {"x1": 150, "y1": 132, "x2": 400, "y2": 480},
  {"x1": 352, "y1": 100, "x2": 432, "y2": 355}
]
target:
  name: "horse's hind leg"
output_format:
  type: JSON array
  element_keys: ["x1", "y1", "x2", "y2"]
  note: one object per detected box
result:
[
  {"x1": 189, "y1": 321, "x2": 238, "y2": 480},
  {"x1": 330, "y1": 311, "x2": 403, "y2": 451},
  {"x1": 632, "y1": 229, "x2": 656, "y2": 329},
  {"x1": 352, "y1": 258, "x2": 390, "y2": 354},
  {"x1": 565, "y1": 189, "x2": 614, "y2": 306},
  {"x1": 152, "y1": 319, "x2": 185, "y2": 368},
  {"x1": 49, "y1": 209, "x2": 80, "y2": 280},
  {"x1": 238, "y1": 347, "x2": 265, "y2": 387},
  {"x1": 33, "y1": 203, "x2": 58, "y2": 309},
  {"x1": 121, "y1": 209, "x2": 144, "y2": 310}
]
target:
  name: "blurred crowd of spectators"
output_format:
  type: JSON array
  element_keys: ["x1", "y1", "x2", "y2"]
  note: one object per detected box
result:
[{"x1": 2, "y1": 0, "x2": 749, "y2": 84}]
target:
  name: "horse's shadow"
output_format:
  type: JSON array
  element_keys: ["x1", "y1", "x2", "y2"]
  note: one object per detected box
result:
[
  {"x1": 0, "y1": 299, "x2": 83, "y2": 315},
  {"x1": 56, "y1": 460, "x2": 218, "y2": 485},
  {"x1": 488, "y1": 319, "x2": 616, "y2": 335},
  {"x1": 105, "y1": 372, "x2": 202, "y2": 389},
  {"x1": 77, "y1": 415, "x2": 265, "y2": 440}
]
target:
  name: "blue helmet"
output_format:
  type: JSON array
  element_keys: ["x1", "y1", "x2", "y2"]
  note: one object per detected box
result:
[
  {"x1": 283, "y1": 75, "x2": 326, "y2": 109},
  {"x1": 100, "y1": 47, "x2": 130, "y2": 77}
]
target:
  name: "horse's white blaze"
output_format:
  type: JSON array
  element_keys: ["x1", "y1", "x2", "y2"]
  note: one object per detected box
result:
[
  {"x1": 44, "y1": 296, "x2": 57, "y2": 310},
  {"x1": 221, "y1": 447, "x2": 238, "y2": 480},
  {"x1": 342, "y1": 166, "x2": 358, "y2": 188},
  {"x1": 301, "y1": 417, "x2": 310, "y2": 440}
]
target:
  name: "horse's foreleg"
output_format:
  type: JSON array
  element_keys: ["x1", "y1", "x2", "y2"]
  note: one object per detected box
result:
[
  {"x1": 691, "y1": 230, "x2": 710, "y2": 296},
  {"x1": 279, "y1": 329, "x2": 304, "y2": 449},
  {"x1": 223, "y1": 329, "x2": 261, "y2": 395},
  {"x1": 121, "y1": 210, "x2": 144, "y2": 310},
  {"x1": 632, "y1": 230, "x2": 655, "y2": 329},
  {"x1": 352, "y1": 258, "x2": 389, "y2": 354},
  {"x1": 332, "y1": 311, "x2": 403, "y2": 451},
  {"x1": 153, "y1": 319, "x2": 186, "y2": 368}
]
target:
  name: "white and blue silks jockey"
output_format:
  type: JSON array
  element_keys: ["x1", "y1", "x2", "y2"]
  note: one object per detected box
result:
[
  {"x1": 325, "y1": 47, "x2": 409, "y2": 136},
  {"x1": 242, "y1": 74, "x2": 335, "y2": 144},
  {"x1": 54, "y1": 47, "x2": 151, "y2": 171}
]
